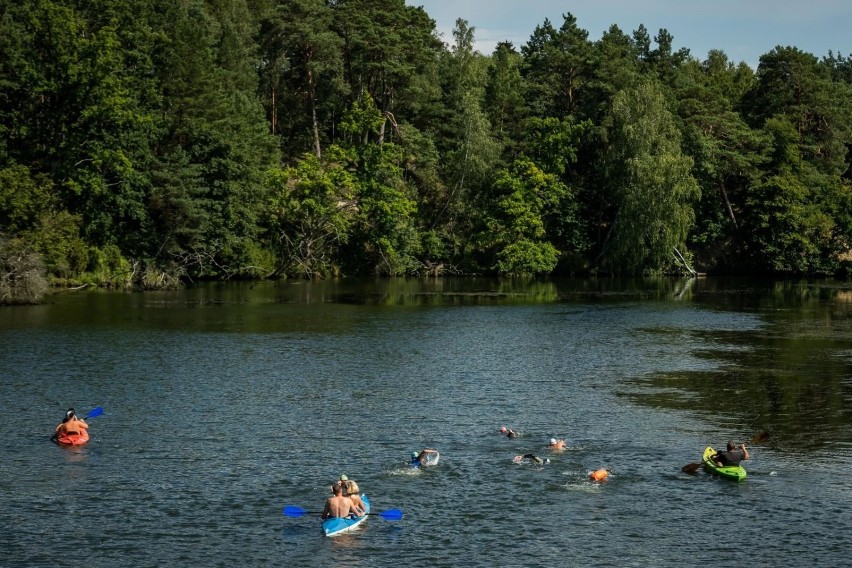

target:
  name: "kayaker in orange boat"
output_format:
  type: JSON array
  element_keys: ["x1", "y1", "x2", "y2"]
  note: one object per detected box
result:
[
  {"x1": 548, "y1": 438, "x2": 566, "y2": 450},
  {"x1": 711, "y1": 441, "x2": 749, "y2": 466},
  {"x1": 51, "y1": 408, "x2": 88, "y2": 442},
  {"x1": 322, "y1": 483, "x2": 359, "y2": 519}
]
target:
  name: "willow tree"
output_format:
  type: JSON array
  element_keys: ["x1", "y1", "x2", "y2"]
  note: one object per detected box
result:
[{"x1": 599, "y1": 80, "x2": 700, "y2": 274}]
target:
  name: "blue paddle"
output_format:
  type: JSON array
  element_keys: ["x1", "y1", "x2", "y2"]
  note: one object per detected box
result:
[
  {"x1": 84, "y1": 407, "x2": 104, "y2": 420},
  {"x1": 283, "y1": 505, "x2": 404, "y2": 521}
]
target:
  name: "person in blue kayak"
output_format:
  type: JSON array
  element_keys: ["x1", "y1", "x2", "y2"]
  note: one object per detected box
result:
[
  {"x1": 411, "y1": 448, "x2": 439, "y2": 468},
  {"x1": 335, "y1": 474, "x2": 349, "y2": 490},
  {"x1": 322, "y1": 483, "x2": 359, "y2": 519},
  {"x1": 711, "y1": 441, "x2": 750, "y2": 466},
  {"x1": 343, "y1": 479, "x2": 366, "y2": 516}
]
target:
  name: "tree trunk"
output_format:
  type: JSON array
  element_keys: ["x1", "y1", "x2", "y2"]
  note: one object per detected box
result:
[{"x1": 719, "y1": 180, "x2": 738, "y2": 228}]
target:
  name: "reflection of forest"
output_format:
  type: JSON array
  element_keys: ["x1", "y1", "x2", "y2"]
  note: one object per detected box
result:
[{"x1": 623, "y1": 304, "x2": 852, "y2": 451}]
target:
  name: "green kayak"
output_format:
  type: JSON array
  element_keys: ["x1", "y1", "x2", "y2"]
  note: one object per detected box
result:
[{"x1": 703, "y1": 446, "x2": 746, "y2": 481}]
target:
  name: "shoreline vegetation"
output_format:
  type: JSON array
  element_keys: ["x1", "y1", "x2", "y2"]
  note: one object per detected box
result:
[{"x1": 2, "y1": 1, "x2": 851, "y2": 305}]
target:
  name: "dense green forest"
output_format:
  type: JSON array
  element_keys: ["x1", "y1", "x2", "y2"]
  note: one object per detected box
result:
[{"x1": 2, "y1": 0, "x2": 852, "y2": 301}]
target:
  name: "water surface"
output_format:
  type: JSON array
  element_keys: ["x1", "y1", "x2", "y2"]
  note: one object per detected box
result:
[{"x1": 1, "y1": 277, "x2": 850, "y2": 567}]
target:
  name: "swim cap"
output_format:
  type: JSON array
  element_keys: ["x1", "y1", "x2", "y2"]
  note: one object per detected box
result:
[
  {"x1": 339, "y1": 474, "x2": 348, "y2": 481},
  {"x1": 412, "y1": 451, "x2": 419, "y2": 458},
  {"x1": 500, "y1": 426, "x2": 507, "y2": 433},
  {"x1": 550, "y1": 438, "x2": 557, "y2": 445}
]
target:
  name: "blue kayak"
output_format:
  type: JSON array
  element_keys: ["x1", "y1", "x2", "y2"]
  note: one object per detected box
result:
[{"x1": 322, "y1": 494, "x2": 370, "y2": 537}]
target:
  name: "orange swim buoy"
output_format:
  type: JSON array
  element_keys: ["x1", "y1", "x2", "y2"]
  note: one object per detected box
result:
[{"x1": 589, "y1": 468, "x2": 608, "y2": 481}]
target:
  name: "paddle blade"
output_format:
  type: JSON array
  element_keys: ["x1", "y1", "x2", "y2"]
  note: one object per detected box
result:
[
  {"x1": 283, "y1": 505, "x2": 309, "y2": 517},
  {"x1": 377, "y1": 509, "x2": 403, "y2": 521},
  {"x1": 750, "y1": 431, "x2": 769, "y2": 444},
  {"x1": 682, "y1": 462, "x2": 703, "y2": 474},
  {"x1": 85, "y1": 407, "x2": 104, "y2": 420}
]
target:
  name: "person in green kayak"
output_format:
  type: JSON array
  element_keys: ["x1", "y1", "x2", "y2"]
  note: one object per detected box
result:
[
  {"x1": 711, "y1": 441, "x2": 750, "y2": 466},
  {"x1": 51, "y1": 408, "x2": 88, "y2": 441}
]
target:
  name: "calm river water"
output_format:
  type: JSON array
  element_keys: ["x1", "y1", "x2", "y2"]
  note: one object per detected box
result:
[{"x1": 1, "y1": 277, "x2": 850, "y2": 567}]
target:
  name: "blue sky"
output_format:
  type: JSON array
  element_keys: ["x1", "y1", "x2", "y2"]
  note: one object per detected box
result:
[{"x1": 412, "y1": 0, "x2": 850, "y2": 69}]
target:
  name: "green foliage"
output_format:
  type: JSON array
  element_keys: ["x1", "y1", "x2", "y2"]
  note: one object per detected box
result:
[
  {"x1": 481, "y1": 157, "x2": 570, "y2": 275},
  {"x1": 497, "y1": 239, "x2": 559, "y2": 275},
  {"x1": 339, "y1": 91, "x2": 386, "y2": 142},
  {"x1": 0, "y1": 1, "x2": 850, "y2": 282},
  {"x1": 484, "y1": 42, "x2": 526, "y2": 159},
  {"x1": 0, "y1": 234, "x2": 48, "y2": 304},
  {"x1": 265, "y1": 149, "x2": 356, "y2": 278},
  {"x1": 520, "y1": 116, "x2": 590, "y2": 176},
  {"x1": 601, "y1": 80, "x2": 700, "y2": 274},
  {"x1": 744, "y1": 117, "x2": 849, "y2": 275},
  {"x1": 0, "y1": 165, "x2": 55, "y2": 232},
  {"x1": 348, "y1": 142, "x2": 420, "y2": 275},
  {"x1": 521, "y1": 13, "x2": 592, "y2": 118},
  {"x1": 23, "y1": 210, "x2": 88, "y2": 278},
  {"x1": 260, "y1": 0, "x2": 345, "y2": 157},
  {"x1": 747, "y1": 172, "x2": 835, "y2": 273}
]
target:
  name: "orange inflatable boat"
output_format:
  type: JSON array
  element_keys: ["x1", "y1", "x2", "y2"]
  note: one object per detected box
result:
[{"x1": 56, "y1": 430, "x2": 90, "y2": 446}]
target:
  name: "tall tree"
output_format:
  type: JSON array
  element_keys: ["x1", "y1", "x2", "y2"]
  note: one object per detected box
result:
[
  {"x1": 265, "y1": 148, "x2": 356, "y2": 277},
  {"x1": 599, "y1": 80, "x2": 700, "y2": 274},
  {"x1": 154, "y1": 0, "x2": 277, "y2": 278},
  {"x1": 484, "y1": 41, "x2": 526, "y2": 161},
  {"x1": 744, "y1": 46, "x2": 852, "y2": 179},
  {"x1": 0, "y1": 0, "x2": 161, "y2": 257},
  {"x1": 676, "y1": 51, "x2": 768, "y2": 270},
  {"x1": 336, "y1": 93, "x2": 420, "y2": 275},
  {"x1": 476, "y1": 157, "x2": 565, "y2": 275},
  {"x1": 433, "y1": 20, "x2": 499, "y2": 245},
  {"x1": 521, "y1": 13, "x2": 592, "y2": 118},
  {"x1": 259, "y1": 0, "x2": 344, "y2": 158},
  {"x1": 332, "y1": 0, "x2": 442, "y2": 144}
]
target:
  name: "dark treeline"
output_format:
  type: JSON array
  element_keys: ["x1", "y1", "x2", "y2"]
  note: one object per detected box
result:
[{"x1": 1, "y1": 0, "x2": 852, "y2": 300}]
